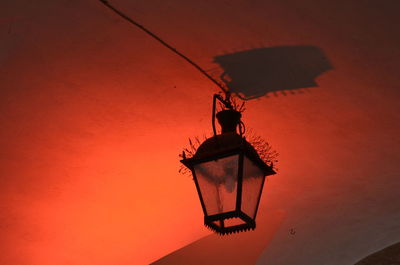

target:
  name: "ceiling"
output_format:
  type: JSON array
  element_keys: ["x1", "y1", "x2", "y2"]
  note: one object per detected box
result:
[{"x1": 1, "y1": 0, "x2": 399, "y2": 264}]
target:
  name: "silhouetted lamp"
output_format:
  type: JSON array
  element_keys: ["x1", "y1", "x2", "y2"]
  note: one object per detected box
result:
[
  {"x1": 98, "y1": 0, "x2": 276, "y2": 235},
  {"x1": 181, "y1": 94, "x2": 275, "y2": 234}
]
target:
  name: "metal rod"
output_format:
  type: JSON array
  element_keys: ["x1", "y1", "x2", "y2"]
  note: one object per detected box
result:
[
  {"x1": 212, "y1": 93, "x2": 233, "y2": 137},
  {"x1": 212, "y1": 94, "x2": 218, "y2": 137}
]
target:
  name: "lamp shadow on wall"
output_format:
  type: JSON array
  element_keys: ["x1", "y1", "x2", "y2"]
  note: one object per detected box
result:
[{"x1": 212, "y1": 45, "x2": 333, "y2": 100}]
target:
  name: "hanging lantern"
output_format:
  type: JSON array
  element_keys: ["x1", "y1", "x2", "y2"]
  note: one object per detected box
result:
[
  {"x1": 98, "y1": 0, "x2": 277, "y2": 236},
  {"x1": 181, "y1": 94, "x2": 276, "y2": 235}
]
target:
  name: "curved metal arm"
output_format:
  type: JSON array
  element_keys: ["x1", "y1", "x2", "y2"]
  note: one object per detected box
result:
[
  {"x1": 238, "y1": 120, "x2": 245, "y2": 136},
  {"x1": 212, "y1": 93, "x2": 233, "y2": 137}
]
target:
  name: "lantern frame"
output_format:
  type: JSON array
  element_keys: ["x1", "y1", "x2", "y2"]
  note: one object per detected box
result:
[
  {"x1": 180, "y1": 94, "x2": 276, "y2": 234},
  {"x1": 181, "y1": 133, "x2": 275, "y2": 234}
]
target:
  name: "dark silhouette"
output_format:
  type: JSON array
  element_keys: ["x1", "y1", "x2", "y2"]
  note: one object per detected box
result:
[{"x1": 213, "y1": 45, "x2": 333, "y2": 99}]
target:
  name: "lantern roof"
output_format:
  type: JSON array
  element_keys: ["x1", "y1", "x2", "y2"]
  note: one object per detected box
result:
[{"x1": 182, "y1": 132, "x2": 275, "y2": 176}]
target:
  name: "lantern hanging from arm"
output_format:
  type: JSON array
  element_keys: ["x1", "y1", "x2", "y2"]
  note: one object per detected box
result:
[
  {"x1": 180, "y1": 94, "x2": 276, "y2": 235},
  {"x1": 97, "y1": 0, "x2": 277, "y2": 236}
]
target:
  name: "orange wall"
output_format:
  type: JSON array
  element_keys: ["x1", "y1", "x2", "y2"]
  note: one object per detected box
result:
[{"x1": 1, "y1": 1, "x2": 399, "y2": 265}]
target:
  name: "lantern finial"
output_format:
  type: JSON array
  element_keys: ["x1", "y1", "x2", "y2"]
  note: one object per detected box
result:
[{"x1": 216, "y1": 110, "x2": 241, "y2": 134}]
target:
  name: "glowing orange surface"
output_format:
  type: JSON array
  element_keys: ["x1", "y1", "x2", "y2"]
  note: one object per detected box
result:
[{"x1": 1, "y1": 1, "x2": 399, "y2": 265}]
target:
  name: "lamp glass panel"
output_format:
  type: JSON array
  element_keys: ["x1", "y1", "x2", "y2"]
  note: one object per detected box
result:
[
  {"x1": 241, "y1": 156, "x2": 265, "y2": 218},
  {"x1": 193, "y1": 155, "x2": 239, "y2": 216}
]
